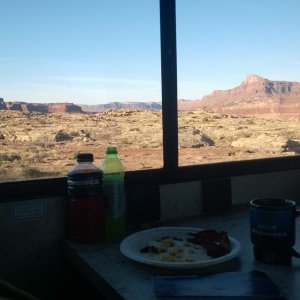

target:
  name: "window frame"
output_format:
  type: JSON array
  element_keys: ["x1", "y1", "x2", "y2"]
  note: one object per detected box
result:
[
  {"x1": 1, "y1": 0, "x2": 300, "y2": 202},
  {"x1": 158, "y1": 0, "x2": 300, "y2": 179}
]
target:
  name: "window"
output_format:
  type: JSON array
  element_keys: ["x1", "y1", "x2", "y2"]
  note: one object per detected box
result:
[
  {"x1": 1, "y1": 0, "x2": 300, "y2": 188},
  {"x1": 0, "y1": 1, "x2": 162, "y2": 182},
  {"x1": 176, "y1": 0, "x2": 300, "y2": 167}
]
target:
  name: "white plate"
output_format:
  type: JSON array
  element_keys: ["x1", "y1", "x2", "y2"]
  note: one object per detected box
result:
[{"x1": 120, "y1": 227, "x2": 241, "y2": 269}]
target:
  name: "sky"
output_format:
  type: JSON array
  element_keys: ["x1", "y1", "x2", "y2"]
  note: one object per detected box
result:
[{"x1": 1, "y1": 0, "x2": 300, "y2": 104}]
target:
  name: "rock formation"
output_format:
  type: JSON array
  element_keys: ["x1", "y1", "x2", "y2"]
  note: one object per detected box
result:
[
  {"x1": 0, "y1": 100, "x2": 83, "y2": 113},
  {"x1": 195, "y1": 74, "x2": 300, "y2": 117},
  {"x1": 2, "y1": 74, "x2": 300, "y2": 117},
  {"x1": 48, "y1": 103, "x2": 82, "y2": 113},
  {"x1": 79, "y1": 101, "x2": 162, "y2": 112}
]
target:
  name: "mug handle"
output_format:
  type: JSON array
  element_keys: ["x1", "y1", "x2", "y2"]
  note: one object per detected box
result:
[
  {"x1": 292, "y1": 208, "x2": 300, "y2": 258},
  {"x1": 292, "y1": 248, "x2": 300, "y2": 258}
]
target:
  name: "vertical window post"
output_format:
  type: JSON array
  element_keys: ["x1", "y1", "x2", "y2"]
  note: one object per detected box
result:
[{"x1": 160, "y1": 0, "x2": 178, "y2": 170}]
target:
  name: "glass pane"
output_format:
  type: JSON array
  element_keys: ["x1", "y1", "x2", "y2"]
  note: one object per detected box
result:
[
  {"x1": 177, "y1": 0, "x2": 300, "y2": 166},
  {"x1": 0, "y1": 0, "x2": 162, "y2": 182}
]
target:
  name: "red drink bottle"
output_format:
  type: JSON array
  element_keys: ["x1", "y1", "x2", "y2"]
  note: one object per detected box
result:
[{"x1": 67, "y1": 153, "x2": 104, "y2": 243}]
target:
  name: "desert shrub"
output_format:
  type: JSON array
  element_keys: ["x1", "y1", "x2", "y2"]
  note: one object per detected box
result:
[
  {"x1": 202, "y1": 117, "x2": 210, "y2": 123},
  {"x1": 9, "y1": 154, "x2": 22, "y2": 161},
  {"x1": 120, "y1": 137, "x2": 132, "y2": 145},
  {"x1": 36, "y1": 152, "x2": 48, "y2": 162},
  {"x1": 54, "y1": 130, "x2": 73, "y2": 142},
  {"x1": 22, "y1": 151, "x2": 50, "y2": 163},
  {"x1": 0, "y1": 153, "x2": 10, "y2": 161},
  {"x1": 38, "y1": 119, "x2": 47, "y2": 125},
  {"x1": 46, "y1": 150, "x2": 62, "y2": 160},
  {"x1": 21, "y1": 152, "x2": 37, "y2": 163},
  {"x1": 22, "y1": 149, "x2": 59, "y2": 163},
  {"x1": 237, "y1": 131, "x2": 252, "y2": 139},
  {"x1": 70, "y1": 131, "x2": 80, "y2": 137},
  {"x1": 0, "y1": 152, "x2": 22, "y2": 162},
  {"x1": 244, "y1": 119, "x2": 255, "y2": 125},
  {"x1": 0, "y1": 168, "x2": 8, "y2": 176},
  {"x1": 21, "y1": 166, "x2": 45, "y2": 178},
  {"x1": 97, "y1": 133, "x2": 111, "y2": 140},
  {"x1": 20, "y1": 165, "x2": 62, "y2": 178}
]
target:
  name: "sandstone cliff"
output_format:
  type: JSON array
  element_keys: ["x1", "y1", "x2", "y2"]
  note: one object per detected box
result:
[
  {"x1": 196, "y1": 74, "x2": 300, "y2": 117},
  {"x1": 0, "y1": 100, "x2": 83, "y2": 113}
]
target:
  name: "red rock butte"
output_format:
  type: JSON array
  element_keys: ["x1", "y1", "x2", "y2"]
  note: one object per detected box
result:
[{"x1": 178, "y1": 74, "x2": 300, "y2": 117}]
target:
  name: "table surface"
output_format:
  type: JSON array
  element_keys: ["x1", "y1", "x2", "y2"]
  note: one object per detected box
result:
[{"x1": 63, "y1": 207, "x2": 300, "y2": 300}]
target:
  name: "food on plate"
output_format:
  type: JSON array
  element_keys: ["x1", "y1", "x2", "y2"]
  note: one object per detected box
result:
[
  {"x1": 139, "y1": 229, "x2": 232, "y2": 262},
  {"x1": 187, "y1": 229, "x2": 231, "y2": 258}
]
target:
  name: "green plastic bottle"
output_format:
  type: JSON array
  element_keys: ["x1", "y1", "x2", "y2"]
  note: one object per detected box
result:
[{"x1": 101, "y1": 146, "x2": 126, "y2": 237}]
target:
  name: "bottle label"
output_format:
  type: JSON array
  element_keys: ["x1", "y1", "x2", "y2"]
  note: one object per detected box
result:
[
  {"x1": 68, "y1": 171, "x2": 102, "y2": 197},
  {"x1": 68, "y1": 178, "x2": 101, "y2": 186},
  {"x1": 250, "y1": 208, "x2": 294, "y2": 246}
]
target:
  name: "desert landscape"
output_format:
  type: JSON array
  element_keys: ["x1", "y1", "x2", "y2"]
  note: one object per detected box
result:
[
  {"x1": 1, "y1": 108, "x2": 300, "y2": 182},
  {"x1": 1, "y1": 74, "x2": 300, "y2": 181}
]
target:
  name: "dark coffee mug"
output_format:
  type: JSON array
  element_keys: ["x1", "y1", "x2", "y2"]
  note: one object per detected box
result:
[{"x1": 250, "y1": 198, "x2": 300, "y2": 264}]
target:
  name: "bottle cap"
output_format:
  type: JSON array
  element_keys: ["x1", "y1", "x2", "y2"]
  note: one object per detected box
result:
[
  {"x1": 76, "y1": 153, "x2": 94, "y2": 162},
  {"x1": 106, "y1": 146, "x2": 118, "y2": 154}
]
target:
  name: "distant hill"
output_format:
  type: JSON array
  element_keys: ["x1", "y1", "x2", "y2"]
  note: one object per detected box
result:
[
  {"x1": 2, "y1": 74, "x2": 300, "y2": 116},
  {"x1": 0, "y1": 98, "x2": 161, "y2": 113},
  {"x1": 0, "y1": 98, "x2": 83, "y2": 113},
  {"x1": 79, "y1": 101, "x2": 162, "y2": 112}
]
